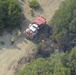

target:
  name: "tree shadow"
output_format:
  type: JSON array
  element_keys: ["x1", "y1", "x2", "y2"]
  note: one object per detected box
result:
[{"x1": 0, "y1": 18, "x2": 31, "y2": 51}]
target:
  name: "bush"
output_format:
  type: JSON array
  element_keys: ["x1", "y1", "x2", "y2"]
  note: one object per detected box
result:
[{"x1": 29, "y1": 0, "x2": 39, "y2": 9}]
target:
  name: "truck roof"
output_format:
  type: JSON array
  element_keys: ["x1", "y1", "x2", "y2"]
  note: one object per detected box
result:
[
  {"x1": 37, "y1": 17, "x2": 46, "y2": 23},
  {"x1": 34, "y1": 16, "x2": 46, "y2": 26},
  {"x1": 29, "y1": 25, "x2": 36, "y2": 32}
]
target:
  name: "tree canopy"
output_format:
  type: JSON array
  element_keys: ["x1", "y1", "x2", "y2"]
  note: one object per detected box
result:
[
  {"x1": 17, "y1": 50, "x2": 70, "y2": 75},
  {"x1": 18, "y1": 47, "x2": 76, "y2": 75},
  {"x1": 0, "y1": 0, "x2": 21, "y2": 33},
  {"x1": 51, "y1": 0, "x2": 76, "y2": 51}
]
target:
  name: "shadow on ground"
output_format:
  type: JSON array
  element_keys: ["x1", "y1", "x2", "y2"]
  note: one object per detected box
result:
[
  {"x1": 24, "y1": 24, "x2": 54, "y2": 58},
  {"x1": 0, "y1": 18, "x2": 31, "y2": 50},
  {"x1": 32, "y1": 24, "x2": 52, "y2": 44}
]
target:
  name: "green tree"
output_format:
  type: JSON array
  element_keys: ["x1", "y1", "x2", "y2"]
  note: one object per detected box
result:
[
  {"x1": 61, "y1": 46, "x2": 76, "y2": 75},
  {"x1": 0, "y1": 0, "x2": 21, "y2": 32},
  {"x1": 29, "y1": 0, "x2": 39, "y2": 9},
  {"x1": 17, "y1": 50, "x2": 70, "y2": 75},
  {"x1": 51, "y1": 0, "x2": 76, "y2": 51},
  {"x1": 69, "y1": 47, "x2": 76, "y2": 74}
]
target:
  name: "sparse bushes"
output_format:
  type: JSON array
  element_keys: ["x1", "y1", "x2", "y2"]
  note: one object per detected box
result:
[{"x1": 29, "y1": 0, "x2": 39, "y2": 9}]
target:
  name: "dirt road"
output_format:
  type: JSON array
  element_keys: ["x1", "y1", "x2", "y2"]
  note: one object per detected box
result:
[{"x1": 0, "y1": 0, "x2": 64, "y2": 75}]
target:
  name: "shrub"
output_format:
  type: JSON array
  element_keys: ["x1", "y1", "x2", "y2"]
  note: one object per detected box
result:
[{"x1": 29, "y1": 0, "x2": 39, "y2": 9}]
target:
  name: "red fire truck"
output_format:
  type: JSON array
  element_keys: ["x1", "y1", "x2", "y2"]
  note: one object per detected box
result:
[{"x1": 23, "y1": 16, "x2": 46, "y2": 39}]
